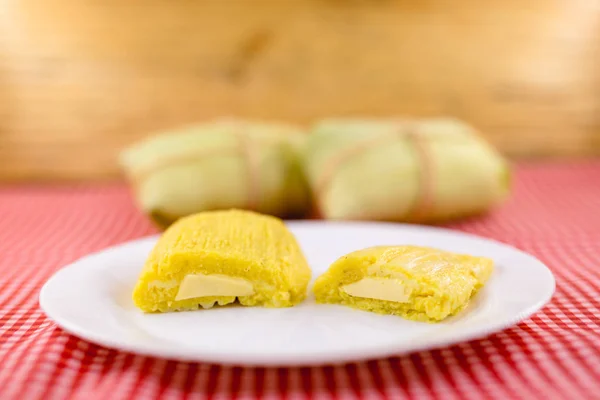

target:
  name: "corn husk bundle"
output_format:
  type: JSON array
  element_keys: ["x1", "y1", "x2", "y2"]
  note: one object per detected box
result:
[
  {"x1": 120, "y1": 119, "x2": 310, "y2": 228},
  {"x1": 302, "y1": 118, "x2": 511, "y2": 223}
]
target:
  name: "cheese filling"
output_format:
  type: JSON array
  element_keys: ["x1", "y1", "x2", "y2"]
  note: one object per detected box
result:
[
  {"x1": 340, "y1": 277, "x2": 411, "y2": 303},
  {"x1": 175, "y1": 273, "x2": 255, "y2": 301}
]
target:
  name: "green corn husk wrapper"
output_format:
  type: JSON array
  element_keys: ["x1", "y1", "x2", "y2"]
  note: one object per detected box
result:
[
  {"x1": 120, "y1": 119, "x2": 311, "y2": 228},
  {"x1": 303, "y1": 118, "x2": 511, "y2": 223}
]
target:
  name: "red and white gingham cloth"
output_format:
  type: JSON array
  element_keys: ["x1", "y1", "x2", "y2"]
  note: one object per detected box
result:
[{"x1": 1, "y1": 161, "x2": 599, "y2": 399}]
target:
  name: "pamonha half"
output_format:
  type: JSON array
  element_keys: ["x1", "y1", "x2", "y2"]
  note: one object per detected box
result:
[
  {"x1": 313, "y1": 245, "x2": 493, "y2": 322},
  {"x1": 133, "y1": 209, "x2": 311, "y2": 312}
]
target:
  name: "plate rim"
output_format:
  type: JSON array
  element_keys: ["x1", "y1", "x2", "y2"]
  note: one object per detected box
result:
[{"x1": 39, "y1": 220, "x2": 556, "y2": 366}]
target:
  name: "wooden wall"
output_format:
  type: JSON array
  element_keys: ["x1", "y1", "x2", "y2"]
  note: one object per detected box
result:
[{"x1": 1, "y1": 0, "x2": 599, "y2": 181}]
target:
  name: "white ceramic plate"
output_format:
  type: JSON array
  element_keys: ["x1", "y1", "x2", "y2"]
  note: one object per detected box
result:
[{"x1": 40, "y1": 221, "x2": 555, "y2": 366}]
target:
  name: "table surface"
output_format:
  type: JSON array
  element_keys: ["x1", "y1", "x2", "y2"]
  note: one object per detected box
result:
[{"x1": 1, "y1": 161, "x2": 599, "y2": 400}]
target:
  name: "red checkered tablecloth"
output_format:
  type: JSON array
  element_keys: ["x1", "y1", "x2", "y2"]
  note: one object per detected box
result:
[{"x1": 1, "y1": 162, "x2": 600, "y2": 399}]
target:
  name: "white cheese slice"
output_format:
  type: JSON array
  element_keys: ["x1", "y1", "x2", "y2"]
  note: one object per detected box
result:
[
  {"x1": 175, "y1": 274, "x2": 254, "y2": 301},
  {"x1": 341, "y1": 277, "x2": 411, "y2": 303}
]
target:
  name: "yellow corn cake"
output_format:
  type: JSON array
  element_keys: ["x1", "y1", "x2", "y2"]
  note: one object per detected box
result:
[
  {"x1": 313, "y1": 245, "x2": 493, "y2": 322},
  {"x1": 133, "y1": 209, "x2": 311, "y2": 312}
]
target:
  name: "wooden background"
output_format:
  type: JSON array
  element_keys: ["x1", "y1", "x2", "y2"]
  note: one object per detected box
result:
[{"x1": 1, "y1": 0, "x2": 599, "y2": 181}]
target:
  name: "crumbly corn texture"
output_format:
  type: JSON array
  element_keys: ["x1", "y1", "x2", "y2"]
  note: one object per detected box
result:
[
  {"x1": 313, "y1": 245, "x2": 493, "y2": 322},
  {"x1": 133, "y1": 209, "x2": 311, "y2": 312}
]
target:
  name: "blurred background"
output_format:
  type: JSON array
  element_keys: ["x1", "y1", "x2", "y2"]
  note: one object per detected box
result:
[{"x1": 0, "y1": 0, "x2": 599, "y2": 182}]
